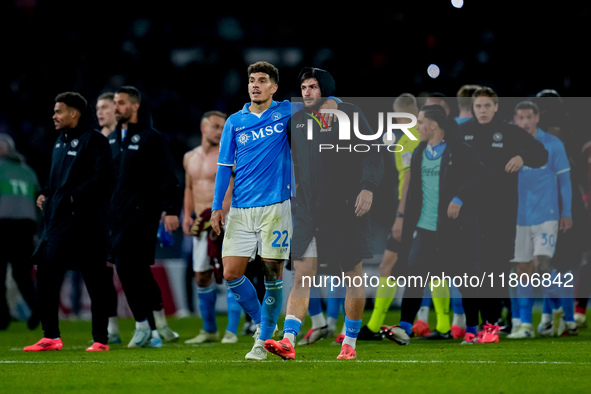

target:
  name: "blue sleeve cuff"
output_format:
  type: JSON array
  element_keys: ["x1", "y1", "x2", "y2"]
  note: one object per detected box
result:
[
  {"x1": 451, "y1": 197, "x2": 463, "y2": 206},
  {"x1": 212, "y1": 165, "x2": 232, "y2": 211}
]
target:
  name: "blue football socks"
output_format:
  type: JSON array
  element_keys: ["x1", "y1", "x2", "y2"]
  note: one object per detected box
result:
[
  {"x1": 196, "y1": 283, "x2": 217, "y2": 333},
  {"x1": 259, "y1": 279, "x2": 283, "y2": 341},
  {"x1": 226, "y1": 275, "x2": 261, "y2": 325}
]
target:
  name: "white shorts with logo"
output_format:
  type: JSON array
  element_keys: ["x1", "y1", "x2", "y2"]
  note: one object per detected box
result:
[
  {"x1": 511, "y1": 220, "x2": 558, "y2": 263},
  {"x1": 192, "y1": 231, "x2": 211, "y2": 273},
  {"x1": 222, "y1": 199, "x2": 291, "y2": 261}
]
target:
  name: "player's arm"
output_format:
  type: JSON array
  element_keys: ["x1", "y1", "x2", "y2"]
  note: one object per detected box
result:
[
  {"x1": 555, "y1": 142, "x2": 573, "y2": 232},
  {"x1": 211, "y1": 164, "x2": 232, "y2": 235},
  {"x1": 36, "y1": 194, "x2": 46, "y2": 210},
  {"x1": 182, "y1": 151, "x2": 195, "y2": 236},
  {"x1": 211, "y1": 119, "x2": 236, "y2": 235},
  {"x1": 158, "y1": 134, "x2": 183, "y2": 233},
  {"x1": 290, "y1": 97, "x2": 341, "y2": 126},
  {"x1": 558, "y1": 170, "x2": 573, "y2": 232},
  {"x1": 221, "y1": 170, "x2": 235, "y2": 217},
  {"x1": 509, "y1": 126, "x2": 548, "y2": 170},
  {"x1": 349, "y1": 104, "x2": 384, "y2": 216},
  {"x1": 392, "y1": 170, "x2": 410, "y2": 239}
]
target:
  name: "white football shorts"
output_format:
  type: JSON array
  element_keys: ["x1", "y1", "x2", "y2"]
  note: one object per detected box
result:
[
  {"x1": 511, "y1": 220, "x2": 558, "y2": 263},
  {"x1": 192, "y1": 231, "x2": 211, "y2": 273},
  {"x1": 222, "y1": 199, "x2": 291, "y2": 261}
]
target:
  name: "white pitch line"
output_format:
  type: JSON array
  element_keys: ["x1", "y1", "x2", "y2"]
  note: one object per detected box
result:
[{"x1": 1, "y1": 359, "x2": 589, "y2": 365}]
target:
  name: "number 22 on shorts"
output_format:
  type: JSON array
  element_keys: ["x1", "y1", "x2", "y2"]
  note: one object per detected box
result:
[{"x1": 271, "y1": 230, "x2": 289, "y2": 248}]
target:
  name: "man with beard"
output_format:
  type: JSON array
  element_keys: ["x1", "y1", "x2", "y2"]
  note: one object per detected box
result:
[
  {"x1": 264, "y1": 67, "x2": 384, "y2": 360},
  {"x1": 24, "y1": 92, "x2": 115, "y2": 351},
  {"x1": 182, "y1": 111, "x2": 243, "y2": 345},
  {"x1": 108, "y1": 86, "x2": 182, "y2": 348}
]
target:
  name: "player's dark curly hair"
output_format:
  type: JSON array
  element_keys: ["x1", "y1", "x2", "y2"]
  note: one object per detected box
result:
[{"x1": 247, "y1": 61, "x2": 279, "y2": 84}]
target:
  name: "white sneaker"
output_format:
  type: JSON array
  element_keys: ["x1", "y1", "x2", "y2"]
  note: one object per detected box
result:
[
  {"x1": 563, "y1": 321, "x2": 579, "y2": 336},
  {"x1": 221, "y1": 330, "x2": 238, "y2": 344},
  {"x1": 298, "y1": 326, "x2": 330, "y2": 345},
  {"x1": 574, "y1": 312, "x2": 587, "y2": 328},
  {"x1": 252, "y1": 324, "x2": 279, "y2": 340},
  {"x1": 157, "y1": 326, "x2": 180, "y2": 342},
  {"x1": 127, "y1": 329, "x2": 151, "y2": 348},
  {"x1": 108, "y1": 333, "x2": 122, "y2": 344},
  {"x1": 510, "y1": 319, "x2": 522, "y2": 335},
  {"x1": 242, "y1": 321, "x2": 257, "y2": 336},
  {"x1": 507, "y1": 325, "x2": 535, "y2": 339},
  {"x1": 146, "y1": 336, "x2": 163, "y2": 348},
  {"x1": 384, "y1": 325, "x2": 411, "y2": 345},
  {"x1": 245, "y1": 342, "x2": 267, "y2": 360},
  {"x1": 553, "y1": 311, "x2": 566, "y2": 337},
  {"x1": 185, "y1": 329, "x2": 219, "y2": 344},
  {"x1": 537, "y1": 321, "x2": 554, "y2": 337}
]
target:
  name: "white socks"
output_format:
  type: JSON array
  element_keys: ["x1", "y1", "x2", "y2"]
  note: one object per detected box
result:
[
  {"x1": 153, "y1": 309, "x2": 167, "y2": 329},
  {"x1": 343, "y1": 335, "x2": 356, "y2": 349},
  {"x1": 108, "y1": 317, "x2": 119, "y2": 334},
  {"x1": 417, "y1": 306, "x2": 430, "y2": 322},
  {"x1": 452, "y1": 313, "x2": 466, "y2": 327},
  {"x1": 136, "y1": 319, "x2": 150, "y2": 330},
  {"x1": 310, "y1": 313, "x2": 327, "y2": 329}
]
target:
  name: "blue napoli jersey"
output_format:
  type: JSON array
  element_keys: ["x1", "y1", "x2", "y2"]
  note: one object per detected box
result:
[
  {"x1": 218, "y1": 100, "x2": 292, "y2": 208},
  {"x1": 517, "y1": 129, "x2": 570, "y2": 226}
]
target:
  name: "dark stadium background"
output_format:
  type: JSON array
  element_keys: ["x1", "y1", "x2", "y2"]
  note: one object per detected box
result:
[{"x1": 2, "y1": 0, "x2": 589, "y2": 194}]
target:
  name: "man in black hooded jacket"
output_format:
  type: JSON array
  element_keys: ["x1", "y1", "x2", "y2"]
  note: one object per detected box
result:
[
  {"x1": 265, "y1": 68, "x2": 383, "y2": 360},
  {"x1": 108, "y1": 86, "x2": 183, "y2": 348},
  {"x1": 458, "y1": 87, "x2": 548, "y2": 327},
  {"x1": 24, "y1": 92, "x2": 115, "y2": 352}
]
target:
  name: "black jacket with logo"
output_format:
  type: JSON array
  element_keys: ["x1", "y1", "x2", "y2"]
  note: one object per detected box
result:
[
  {"x1": 458, "y1": 117, "x2": 548, "y2": 264},
  {"x1": 34, "y1": 126, "x2": 115, "y2": 269},
  {"x1": 289, "y1": 101, "x2": 384, "y2": 271},
  {"x1": 397, "y1": 138, "x2": 485, "y2": 277},
  {"x1": 107, "y1": 114, "x2": 182, "y2": 263}
]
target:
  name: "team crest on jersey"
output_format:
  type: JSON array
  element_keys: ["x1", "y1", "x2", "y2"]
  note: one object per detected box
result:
[
  {"x1": 237, "y1": 132, "x2": 250, "y2": 145},
  {"x1": 493, "y1": 132, "x2": 503, "y2": 142},
  {"x1": 131, "y1": 134, "x2": 140, "y2": 143},
  {"x1": 71, "y1": 139, "x2": 79, "y2": 148},
  {"x1": 271, "y1": 112, "x2": 281, "y2": 121}
]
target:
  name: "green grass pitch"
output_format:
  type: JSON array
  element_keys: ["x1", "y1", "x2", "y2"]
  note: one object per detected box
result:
[{"x1": 1, "y1": 310, "x2": 590, "y2": 393}]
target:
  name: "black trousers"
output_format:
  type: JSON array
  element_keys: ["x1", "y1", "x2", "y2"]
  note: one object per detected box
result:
[
  {"x1": 115, "y1": 257, "x2": 163, "y2": 329},
  {"x1": 37, "y1": 263, "x2": 110, "y2": 344},
  {"x1": 105, "y1": 266, "x2": 119, "y2": 318},
  {"x1": 400, "y1": 229, "x2": 437, "y2": 325},
  {"x1": 399, "y1": 228, "x2": 482, "y2": 329}
]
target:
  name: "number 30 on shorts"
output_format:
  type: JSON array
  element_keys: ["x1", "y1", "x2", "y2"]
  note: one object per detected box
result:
[
  {"x1": 271, "y1": 230, "x2": 290, "y2": 248},
  {"x1": 540, "y1": 233, "x2": 555, "y2": 247}
]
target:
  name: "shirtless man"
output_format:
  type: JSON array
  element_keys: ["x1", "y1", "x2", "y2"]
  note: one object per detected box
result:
[{"x1": 182, "y1": 111, "x2": 241, "y2": 344}]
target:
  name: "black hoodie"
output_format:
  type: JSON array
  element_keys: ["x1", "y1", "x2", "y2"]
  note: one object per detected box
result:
[
  {"x1": 289, "y1": 68, "x2": 384, "y2": 269},
  {"x1": 297, "y1": 67, "x2": 336, "y2": 105}
]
